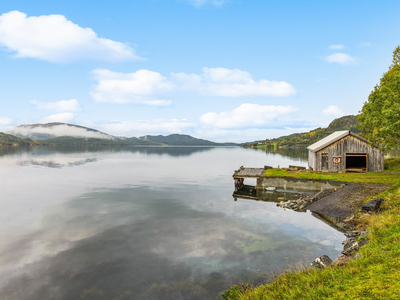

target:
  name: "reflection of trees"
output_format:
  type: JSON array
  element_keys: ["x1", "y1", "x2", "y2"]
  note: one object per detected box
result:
[
  {"x1": 0, "y1": 146, "x2": 35, "y2": 157},
  {"x1": 0, "y1": 145, "x2": 216, "y2": 158},
  {"x1": 246, "y1": 147, "x2": 308, "y2": 161},
  {"x1": 126, "y1": 146, "x2": 215, "y2": 157}
]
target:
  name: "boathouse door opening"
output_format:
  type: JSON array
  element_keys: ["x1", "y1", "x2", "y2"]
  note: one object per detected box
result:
[{"x1": 345, "y1": 153, "x2": 367, "y2": 172}]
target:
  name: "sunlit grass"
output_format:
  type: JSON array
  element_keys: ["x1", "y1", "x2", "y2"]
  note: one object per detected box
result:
[{"x1": 264, "y1": 168, "x2": 400, "y2": 184}]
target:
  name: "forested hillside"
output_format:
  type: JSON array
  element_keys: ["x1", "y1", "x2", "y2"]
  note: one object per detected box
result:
[
  {"x1": 245, "y1": 115, "x2": 360, "y2": 148},
  {"x1": 0, "y1": 132, "x2": 39, "y2": 146}
]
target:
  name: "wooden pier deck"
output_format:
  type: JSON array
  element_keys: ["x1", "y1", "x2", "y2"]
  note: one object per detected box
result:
[{"x1": 233, "y1": 166, "x2": 265, "y2": 178}]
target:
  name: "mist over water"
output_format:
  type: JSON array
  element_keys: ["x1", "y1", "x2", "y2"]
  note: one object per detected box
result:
[{"x1": 0, "y1": 146, "x2": 344, "y2": 300}]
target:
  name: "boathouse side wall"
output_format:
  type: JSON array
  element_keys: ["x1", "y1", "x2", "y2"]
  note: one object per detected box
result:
[{"x1": 313, "y1": 135, "x2": 383, "y2": 172}]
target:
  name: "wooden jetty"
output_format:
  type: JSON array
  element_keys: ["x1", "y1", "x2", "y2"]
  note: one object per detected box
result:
[{"x1": 233, "y1": 166, "x2": 270, "y2": 192}]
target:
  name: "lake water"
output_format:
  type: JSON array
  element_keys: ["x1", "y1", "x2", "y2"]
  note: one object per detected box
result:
[{"x1": 0, "y1": 146, "x2": 344, "y2": 300}]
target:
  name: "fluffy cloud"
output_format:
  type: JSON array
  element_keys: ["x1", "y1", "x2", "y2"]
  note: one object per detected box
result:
[
  {"x1": 172, "y1": 67, "x2": 296, "y2": 97},
  {"x1": 186, "y1": 0, "x2": 226, "y2": 7},
  {"x1": 41, "y1": 113, "x2": 75, "y2": 123},
  {"x1": 325, "y1": 53, "x2": 356, "y2": 65},
  {"x1": 30, "y1": 99, "x2": 81, "y2": 112},
  {"x1": 328, "y1": 44, "x2": 345, "y2": 50},
  {"x1": 322, "y1": 105, "x2": 344, "y2": 117},
  {"x1": 90, "y1": 67, "x2": 296, "y2": 104},
  {"x1": 100, "y1": 119, "x2": 195, "y2": 136},
  {"x1": 91, "y1": 69, "x2": 173, "y2": 105},
  {"x1": 0, "y1": 117, "x2": 12, "y2": 125},
  {"x1": 200, "y1": 103, "x2": 296, "y2": 129},
  {"x1": 0, "y1": 11, "x2": 140, "y2": 63}
]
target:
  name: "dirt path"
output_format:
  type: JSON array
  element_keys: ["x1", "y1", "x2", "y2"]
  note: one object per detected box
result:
[{"x1": 307, "y1": 182, "x2": 390, "y2": 220}]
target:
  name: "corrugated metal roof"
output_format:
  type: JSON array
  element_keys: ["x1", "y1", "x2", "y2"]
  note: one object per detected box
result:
[{"x1": 307, "y1": 130, "x2": 350, "y2": 152}]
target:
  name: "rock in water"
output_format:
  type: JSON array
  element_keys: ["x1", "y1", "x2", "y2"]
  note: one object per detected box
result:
[{"x1": 311, "y1": 255, "x2": 333, "y2": 269}]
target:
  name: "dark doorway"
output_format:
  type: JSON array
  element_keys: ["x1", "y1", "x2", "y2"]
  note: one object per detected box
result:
[
  {"x1": 321, "y1": 153, "x2": 328, "y2": 171},
  {"x1": 345, "y1": 154, "x2": 367, "y2": 172}
]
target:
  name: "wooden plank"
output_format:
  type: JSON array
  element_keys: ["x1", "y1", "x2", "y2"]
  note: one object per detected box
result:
[{"x1": 233, "y1": 167, "x2": 264, "y2": 178}]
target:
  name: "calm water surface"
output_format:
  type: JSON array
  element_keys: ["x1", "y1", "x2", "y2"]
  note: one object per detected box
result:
[{"x1": 0, "y1": 146, "x2": 344, "y2": 300}]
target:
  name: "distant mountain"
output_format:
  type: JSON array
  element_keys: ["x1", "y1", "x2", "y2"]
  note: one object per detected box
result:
[
  {"x1": 40, "y1": 136, "x2": 160, "y2": 146},
  {"x1": 245, "y1": 115, "x2": 360, "y2": 148},
  {"x1": 0, "y1": 132, "x2": 39, "y2": 146},
  {"x1": 139, "y1": 134, "x2": 238, "y2": 146},
  {"x1": 5, "y1": 123, "x2": 238, "y2": 147},
  {"x1": 7, "y1": 123, "x2": 115, "y2": 140}
]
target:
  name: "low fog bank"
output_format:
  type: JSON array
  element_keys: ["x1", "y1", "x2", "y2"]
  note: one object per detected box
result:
[{"x1": 7, "y1": 123, "x2": 115, "y2": 140}]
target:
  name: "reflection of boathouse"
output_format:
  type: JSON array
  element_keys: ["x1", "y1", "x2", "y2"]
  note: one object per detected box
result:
[{"x1": 307, "y1": 131, "x2": 384, "y2": 172}]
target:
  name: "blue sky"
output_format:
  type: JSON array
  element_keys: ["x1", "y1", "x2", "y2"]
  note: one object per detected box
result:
[{"x1": 0, "y1": 0, "x2": 399, "y2": 142}]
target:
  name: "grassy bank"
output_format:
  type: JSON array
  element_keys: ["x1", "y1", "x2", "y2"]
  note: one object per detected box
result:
[{"x1": 223, "y1": 159, "x2": 400, "y2": 299}]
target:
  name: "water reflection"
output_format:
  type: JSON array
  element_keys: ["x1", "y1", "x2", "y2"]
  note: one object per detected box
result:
[
  {"x1": 244, "y1": 147, "x2": 308, "y2": 162},
  {"x1": 0, "y1": 146, "x2": 343, "y2": 300},
  {"x1": 18, "y1": 158, "x2": 98, "y2": 168},
  {"x1": 0, "y1": 145, "x2": 217, "y2": 159}
]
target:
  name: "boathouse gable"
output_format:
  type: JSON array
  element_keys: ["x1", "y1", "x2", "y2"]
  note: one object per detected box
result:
[{"x1": 307, "y1": 131, "x2": 383, "y2": 172}]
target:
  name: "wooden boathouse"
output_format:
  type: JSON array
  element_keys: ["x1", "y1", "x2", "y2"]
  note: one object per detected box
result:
[{"x1": 307, "y1": 130, "x2": 384, "y2": 172}]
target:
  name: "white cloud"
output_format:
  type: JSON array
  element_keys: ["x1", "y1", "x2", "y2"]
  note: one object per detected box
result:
[
  {"x1": 0, "y1": 11, "x2": 141, "y2": 63},
  {"x1": 30, "y1": 99, "x2": 81, "y2": 112},
  {"x1": 186, "y1": 0, "x2": 226, "y2": 7},
  {"x1": 0, "y1": 117, "x2": 12, "y2": 125},
  {"x1": 172, "y1": 67, "x2": 296, "y2": 97},
  {"x1": 325, "y1": 53, "x2": 356, "y2": 65},
  {"x1": 90, "y1": 67, "x2": 296, "y2": 104},
  {"x1": 200, "y1": 103, "x2": 297, "y2": 129},
  {"x1": 328, "y1": 44, "x2": 345, "y2": 50},
  {"x1": 91, "y1": 69, "x2": 173, "y2": 105},
  {"x1": 322, "y1": 105, "x2": 344, "y2": 117},
  {"x1": 41, "y1": 113, "x2": 75, "y2": 123},
  {"x1": 8, "y1": 123, "x2": 114, "y2": 139},
  {"x1": 100, "y1": 119, "x2": 195, "y2": 136}
]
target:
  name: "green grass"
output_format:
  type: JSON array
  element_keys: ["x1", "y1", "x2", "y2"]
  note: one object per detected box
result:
[
  {"x1": 384, "y1": 158, "x2": 400, "y2": 172},
  {"x1": 222, "y1": 160, "x2": 400, "y2": 300},
  {"x1": 263, "y1": 168, "x2": 400, "y2": 184}
]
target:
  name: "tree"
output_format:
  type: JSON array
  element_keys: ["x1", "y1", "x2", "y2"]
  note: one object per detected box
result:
[{"x1": 358, "y1": 46, "x2": 400, "y2": 153}]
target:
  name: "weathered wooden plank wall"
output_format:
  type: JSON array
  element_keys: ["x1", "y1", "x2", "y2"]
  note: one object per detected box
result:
[
  {"x1": 308, "y1": 150, "x2": 316, "y2": 170},
  {"x1": 313, "y1": 136, "x2": 383, "y2": 172}
]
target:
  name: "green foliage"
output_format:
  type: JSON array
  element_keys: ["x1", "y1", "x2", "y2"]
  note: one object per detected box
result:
[
  {"x1": 138, "y1": 134, "x2": 237, "y2": 146},
  {"x1": 222, "y1": 285, "x2": 249, "y2": 300},
  {"x1": 254, "y1": 115, "x2": 360, "y2": 149},
  {"x1": 358, "y1": 46, "x2": 400, "y2": 153},
  {"x1": 384, "y1": 158, "x2": 400, "y2": 172},
  {"x1": 327, "y1": 115, "x2": 360, "y2": 133},
  {"x1": 29, "y1": 134, "x2": 237, "y2": 146},
  {"x1": 0, "y1": 132, "x2": 38, "y2": 146}
]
